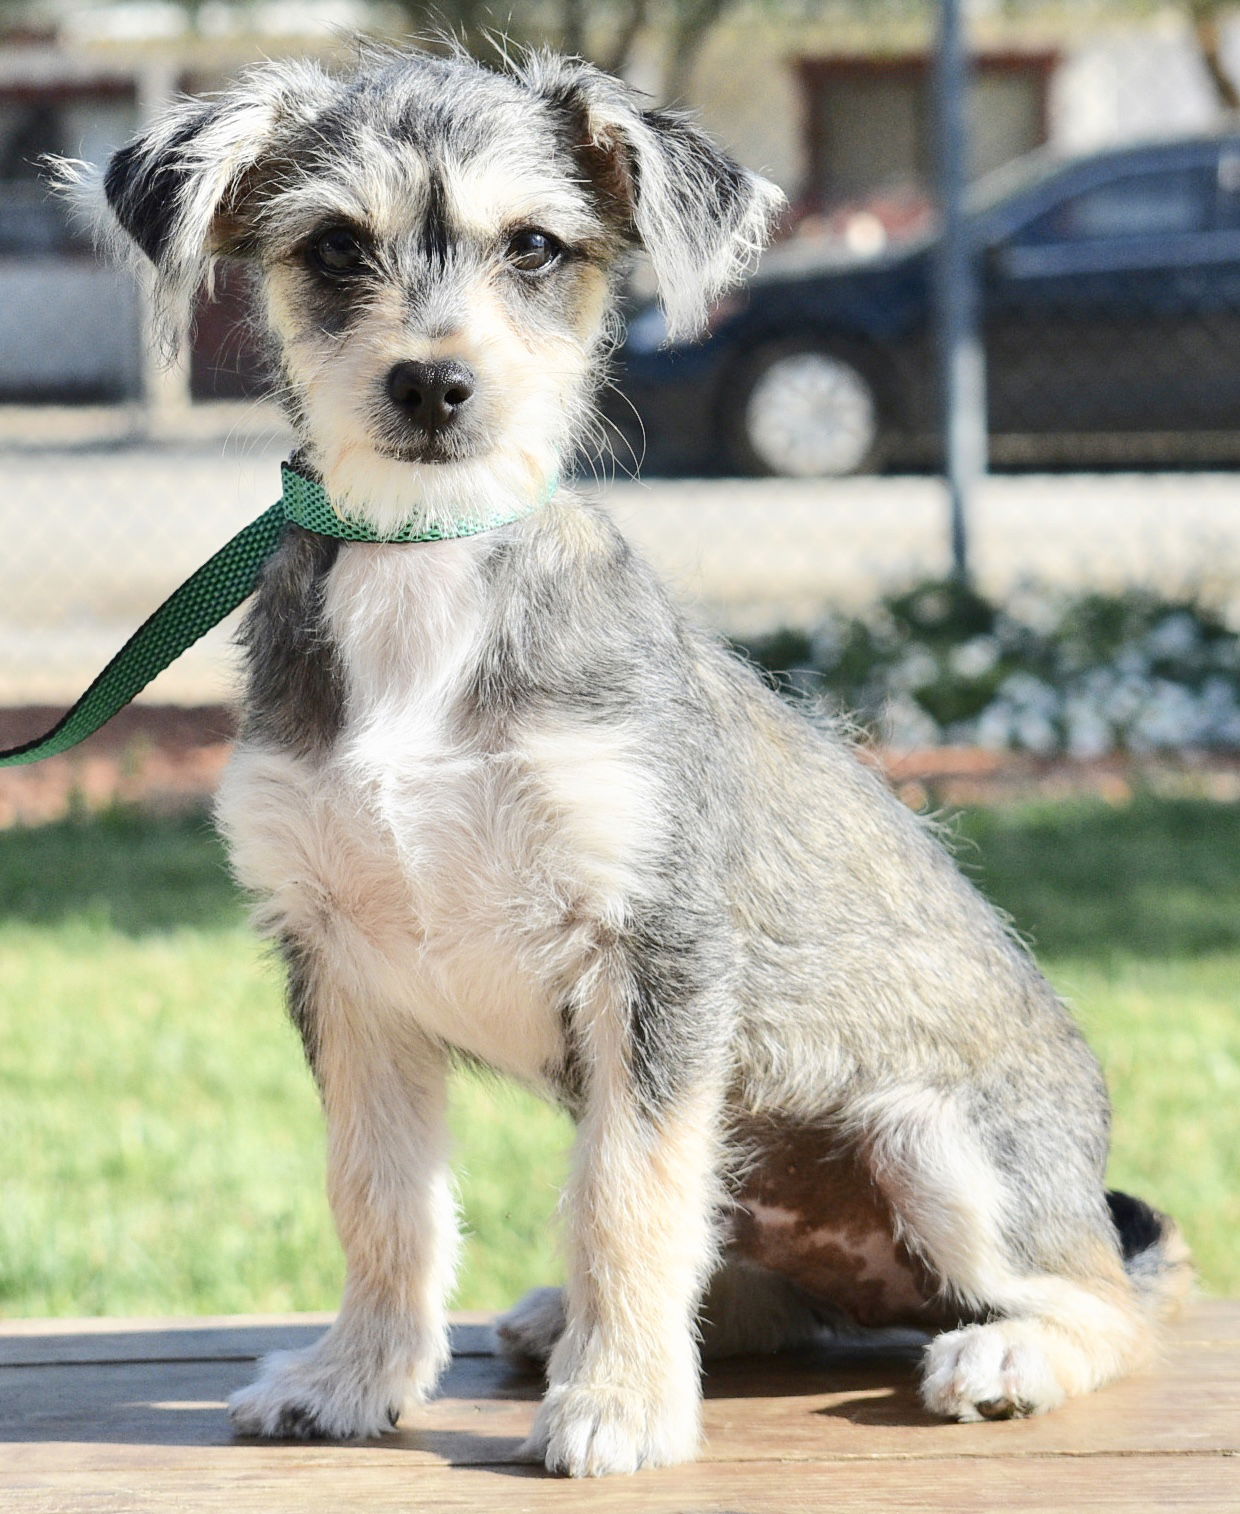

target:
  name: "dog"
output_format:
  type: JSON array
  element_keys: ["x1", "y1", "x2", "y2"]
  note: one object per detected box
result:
[{"x1": 88, "y1": 40, "x2": 1191, "y2": 1477}]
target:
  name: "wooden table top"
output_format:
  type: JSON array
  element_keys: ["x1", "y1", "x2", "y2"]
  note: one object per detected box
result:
[{"x1": 3, "y1": 1301, "x2": 1238, "y2": 1512}]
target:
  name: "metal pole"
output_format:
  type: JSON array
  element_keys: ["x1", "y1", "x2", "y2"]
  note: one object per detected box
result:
[
  {"x1": 135, "y1": 56, "x2": 193, "y2": 440},
  {"x1": 933, "y1": 0, "x2": 987, "y2": 581}
]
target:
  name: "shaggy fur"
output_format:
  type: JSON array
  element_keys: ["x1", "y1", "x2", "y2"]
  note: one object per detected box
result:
[{"x1": 89, "y1": 40, "x2": 1190, "y2": 1478}]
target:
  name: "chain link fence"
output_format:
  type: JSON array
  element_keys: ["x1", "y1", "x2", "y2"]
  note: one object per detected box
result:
[{"x1": 2, "y1": 5, "x2": 1240, "y2": 766}]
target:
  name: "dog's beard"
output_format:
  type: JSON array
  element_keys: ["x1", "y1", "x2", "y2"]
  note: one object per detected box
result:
[
  {"x1": 374, "y1": 439, "x2": 463, "y2": 465},
  {"x1": 294, "y1": 363, "x2": 577, "y2": 534},
  {"x1": 290, "y1": 338, "x2": 582, "y2": 534}
]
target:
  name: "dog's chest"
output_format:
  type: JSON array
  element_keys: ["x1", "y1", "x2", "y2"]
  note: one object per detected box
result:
[{"x1": 221, "y1": 540, "x2": 652, "y2": 1088}]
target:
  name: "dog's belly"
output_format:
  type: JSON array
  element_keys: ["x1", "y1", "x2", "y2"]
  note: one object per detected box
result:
[{"x1": 732, "y1": 1123, "x2": 941, "y2": 1328}]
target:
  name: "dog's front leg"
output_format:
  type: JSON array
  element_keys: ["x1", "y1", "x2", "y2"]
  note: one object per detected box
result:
[
  {"x1": 525, "y1": 965, "x2": 725, "y2": 1476},
  {"x1": 229, "y1": 958, "x2": 457, "y2": 1440}
]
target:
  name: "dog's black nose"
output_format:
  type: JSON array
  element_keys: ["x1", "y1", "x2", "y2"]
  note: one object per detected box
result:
[{"x1": 385, "y1": 360, "x2": 476, "y2": 431}]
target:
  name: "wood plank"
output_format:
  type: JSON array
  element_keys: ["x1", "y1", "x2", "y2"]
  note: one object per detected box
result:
[
  {"x1": 6, "y1": 1457, "x2": 1240, "y2": 1514},
  {"x1": 4, "y1": 1300, "x2": 1232, "y2": 1364},
  {"x1": 0, "y1": 1313, "x2": 496, "y2": 1367},
  {"x1": 4, "y1": 1349, "x2": 1239, "y2": 1475},
  {"x1": 2, "y1": 1303, "x2": 1237, "y2": 1512},
  {"x1": 3, "y1": 1303, "x2": 1239, "y2": 1474}
]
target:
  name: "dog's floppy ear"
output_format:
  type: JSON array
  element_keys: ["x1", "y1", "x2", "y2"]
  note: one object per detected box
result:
[
  {"x1": 518, "y1": 52, "x2": 785, "y2": 342},
  {"x1": 91, "y1": 60, "x2": 335, "y2": 343}
]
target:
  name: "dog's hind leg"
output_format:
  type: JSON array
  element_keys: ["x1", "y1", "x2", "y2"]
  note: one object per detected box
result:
[
  {"x1": 495, "y1": 1285, "x2": 566, "y2": 1368},
  {"x1": 229, "y1": 945, "x2": 458, "y2": 1440},
  {"x1": 697, "y1": 1257, "x2": 835, "y2": 1359},
  {"x1": 496, "y1": 1258, "x2": 825, "y2": 1369},
  {"x1": 860, "y1": 1086, "x2": 1186, "y2": 1421}
]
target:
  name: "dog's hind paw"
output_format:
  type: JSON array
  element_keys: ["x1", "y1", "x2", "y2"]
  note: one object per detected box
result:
[
  {"x1": 494, "y1": 1286, "x2": 566, "y2": 1368},
  {"x1": 921, "y1": 1321, "x2": 1067, "y2": 1422},
  {"x1": 521, "y1": 1379, "x2": 700, "y2": 1477},
  {"x1": 228, "y1": 1346, "x2": 414, "y2": 1441}
]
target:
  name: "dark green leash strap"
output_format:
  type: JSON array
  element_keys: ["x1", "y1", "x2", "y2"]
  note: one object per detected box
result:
[
  {"x1": 0, "y1": 503, "x2": 284, "y2": 767},
  {"x1": 0, "y1": 463, "x2": 555, "y2": 767}
]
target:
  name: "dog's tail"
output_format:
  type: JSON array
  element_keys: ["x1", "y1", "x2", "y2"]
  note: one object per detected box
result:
[{"x1": 1108, "y1": 1189, "x2": 1194, "y2": 1322}]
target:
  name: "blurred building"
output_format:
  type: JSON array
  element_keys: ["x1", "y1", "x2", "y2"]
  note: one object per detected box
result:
[
  {"x1": 0, "y1": 16, "x2": 350, "y2": 405},
  {"x1": 2, "y1": 3, "x2": 1238, "y2": 407}
]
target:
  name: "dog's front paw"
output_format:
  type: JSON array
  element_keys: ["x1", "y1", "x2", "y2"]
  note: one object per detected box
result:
[
  {"x1": 520, "y1": 1379, "x2": 700, "y2": 1477},
  {"x1": 494, "y1": 1286, "x2": 565, "y2": 1368},
  {"x1": 229, "y1": 1345, "x2": 414, "y2": 1441},
  {"x1": 921, "y1": 1321, "x2": 1067, "y2": 1422}
]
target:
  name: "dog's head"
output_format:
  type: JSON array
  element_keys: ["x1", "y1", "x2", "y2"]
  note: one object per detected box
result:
[{"x1": 96, "y1": 44, "x2": 782, "y2": 528}]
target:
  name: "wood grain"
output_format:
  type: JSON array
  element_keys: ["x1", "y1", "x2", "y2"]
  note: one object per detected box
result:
[{"x1": 2, "y1": 1303, "x2": 1236, "y2": 1512}]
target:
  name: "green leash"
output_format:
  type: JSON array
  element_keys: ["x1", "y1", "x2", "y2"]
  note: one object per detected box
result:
[{"x1": 0, "y1": 462, "x2": 549, "y2": 768}]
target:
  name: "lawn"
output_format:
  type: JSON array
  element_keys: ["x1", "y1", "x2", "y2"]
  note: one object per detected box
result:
[{"x1": 1, "y1": 794, "x2": 1237, "y2": 1317}]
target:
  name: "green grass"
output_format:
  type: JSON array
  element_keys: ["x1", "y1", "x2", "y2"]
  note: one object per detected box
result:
[
  {"x1": 952, "y1": 796, "x2": 1240, "y2": 1293},
  {"x1": 952, "y1": 796, "x2": 1240, "y2": 961},
  {"x1": 0, "y1": 810, "x2": 569, "y2": 1316},
  {"x1": 0, "y1": 796, "x2": 1236, "y2": 1317}
]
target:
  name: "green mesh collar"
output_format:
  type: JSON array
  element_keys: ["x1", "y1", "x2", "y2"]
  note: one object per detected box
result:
[{"x1": 281, "y1": 462, "x2": 555, "y2": 542}]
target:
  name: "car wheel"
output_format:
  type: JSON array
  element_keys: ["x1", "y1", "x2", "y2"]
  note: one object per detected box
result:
[{"x1": 729, "y1": 344, "x2": 883, "y2": 478}]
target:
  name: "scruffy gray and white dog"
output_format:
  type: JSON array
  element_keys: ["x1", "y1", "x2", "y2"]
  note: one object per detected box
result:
[{"x1": 91, "y1": 41, "x2": 1190, "y2": 1477}]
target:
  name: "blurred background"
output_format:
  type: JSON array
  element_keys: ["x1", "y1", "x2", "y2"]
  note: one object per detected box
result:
[{"x1": 0, "y1": 1, "x2": 1237, "y2": 1322}]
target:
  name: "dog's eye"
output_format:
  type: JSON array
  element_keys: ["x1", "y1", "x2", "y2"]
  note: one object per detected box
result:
[
  {"x1": 505, "y1": 229, "x2": 562, "y2": 274},
  {"x1": 310, "y1": 226, "x2": 368, "y2": 277}
]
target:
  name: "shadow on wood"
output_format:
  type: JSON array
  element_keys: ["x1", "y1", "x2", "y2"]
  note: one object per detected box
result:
[{"x1": 3, "y1": 1304, "x2": 1238, "y2": 1511}]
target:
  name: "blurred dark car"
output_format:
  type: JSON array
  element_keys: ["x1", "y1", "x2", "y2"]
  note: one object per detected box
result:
[{"x1": 609, "y1": 134, "x2": 1240, "y2": 476}]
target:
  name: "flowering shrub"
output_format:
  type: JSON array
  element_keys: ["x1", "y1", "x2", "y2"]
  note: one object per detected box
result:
[{"x1": 737, "y1": 580, "x2": 1240, "y2": 755}]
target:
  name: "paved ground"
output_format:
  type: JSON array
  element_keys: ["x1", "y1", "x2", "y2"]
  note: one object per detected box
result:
[{"x1": 2, "y1": 433, "x2": 1238, "y2": 704}]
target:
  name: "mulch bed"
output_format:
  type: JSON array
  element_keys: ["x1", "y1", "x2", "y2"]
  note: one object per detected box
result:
[
  {"x1": 1, "y1": 706, "x2": 1238, "y2": 827},
  {"x1": 0, "y1": 706, "x2": 236, "y2": 827}
]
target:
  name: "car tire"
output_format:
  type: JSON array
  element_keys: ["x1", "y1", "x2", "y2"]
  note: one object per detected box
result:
[{"x1": 725, "y1": 341, "x2": 885, "y2": 478}]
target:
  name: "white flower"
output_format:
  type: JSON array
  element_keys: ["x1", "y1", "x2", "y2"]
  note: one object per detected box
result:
[
  {"x1": 1128, "y1": 680, "x2": 1200, "y2": 750},
  {"x1": 890, "y1": 647, "x2": 940, "y2": 693},
  {"x1": 882, "y1": 693, "x2": 942, "y2": 749},
  {"x1": 974, "y1": 701, "x2": 1017, "y2": 750},
  {"x1": 997, "y1": 671, "x2": 1060, "y2": 716},
  {"x1": 983, "y1": 672, "x2": 1062, "y2": 752},
  {"x1": 949, "y1": 635, "x2": 1000, "y2": 679},
  {"x1": 1144, "y1": 612, "x2": 1202, "y2": 660},
  {"x1": 1062, "y1": 697, "x2": 1112, "y2": 759},
  {"x1": 1015, "y1": 711, "x2": 1058, "y2": 753},
  {"x1": 1114, "y1": 646, "x2": 1151, "y2": 679},
  {"x1": 1003, "y1": 584, "x2": 1060, "y2": 636},
  {"x1": 911, "y1": 589, "x2": 950, "y2": 624},
  {"x1": 1100, "y1": 671, "x2": 1153, "y2": 727}
]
